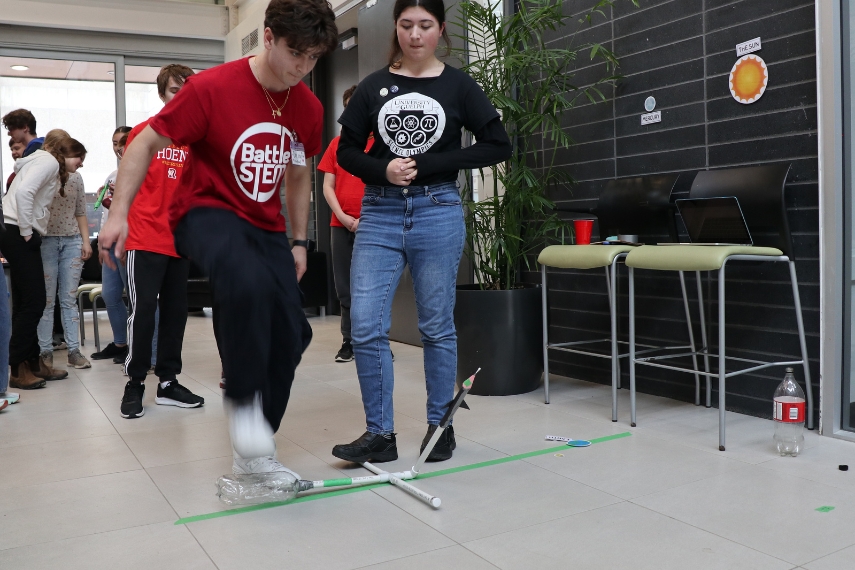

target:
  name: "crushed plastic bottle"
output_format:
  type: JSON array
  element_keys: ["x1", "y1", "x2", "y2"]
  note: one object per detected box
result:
[
  {"x1": 216, "y1": 472, "x2": 313, "y2": 505},
  {"x1": 772, "y1": 367, "x2": 806, "y2": 457}
]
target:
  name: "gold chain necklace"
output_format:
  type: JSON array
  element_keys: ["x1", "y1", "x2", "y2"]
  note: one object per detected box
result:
[{"x1": 252, "y1": 57, "x2": 290, "y2": 118}]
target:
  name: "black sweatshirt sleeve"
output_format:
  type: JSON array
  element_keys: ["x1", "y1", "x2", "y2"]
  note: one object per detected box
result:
[
  {"x1": 413, "y1": 117, "x2": 511, "y2": 178},
  {"x1": 337, "y1": 126, "x2": 389, "y2": 185}
]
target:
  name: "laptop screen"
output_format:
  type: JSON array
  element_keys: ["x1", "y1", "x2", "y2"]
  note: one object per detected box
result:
[{"x1": 675, "y1": 197, "x2": 753, "y2": 245}]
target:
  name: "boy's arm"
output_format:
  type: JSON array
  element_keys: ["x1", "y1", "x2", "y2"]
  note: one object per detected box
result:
[{"x1": 285, "y1": 163, "x2": 311, "y2": 281}]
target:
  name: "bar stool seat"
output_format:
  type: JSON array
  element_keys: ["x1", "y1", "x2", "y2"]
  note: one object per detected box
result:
[
  {"x1": 538, "y1": 244, "x2": 634, "y2": 270},
  {"x1": 626, "y1": 245, "x2": 782, "y2": 271}
]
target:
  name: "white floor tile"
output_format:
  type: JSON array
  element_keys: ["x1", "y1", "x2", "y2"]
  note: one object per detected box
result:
[
  {"x1": 1, "y1": 434, "x2": 141, "y2": 488},
  {"x1": 632, "y1": 467, "x2": 855, "y2": 565},
  {"x1": 0, "y1": 470, "x2": 176, "y2": 550},
  {"x1": 0, "y1": 521, "x2": 216, "y2": 569},
  {"x1": 187, "y1": 490, "x2": 454, "y2": 570},
  {"x1": 465, "y1": 501, "x2": 793, "y2": 570}
]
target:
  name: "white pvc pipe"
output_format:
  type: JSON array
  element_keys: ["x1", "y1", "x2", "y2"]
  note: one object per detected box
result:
[{"x1": 362, "y1": 462, "x2": 441, "y2": 508}]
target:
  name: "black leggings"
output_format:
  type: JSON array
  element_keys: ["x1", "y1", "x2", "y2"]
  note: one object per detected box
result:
[{"x1": 0, "y1": 225, "x2": 45, "y2": 367}]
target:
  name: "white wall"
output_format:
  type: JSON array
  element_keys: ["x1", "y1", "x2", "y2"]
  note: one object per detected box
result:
[
  {"x1": 0, "y1": 0, "x2": 228, "y2": 40},
  {"x1": 224, "y1": 0, "x2": 355, "y2": 62}
]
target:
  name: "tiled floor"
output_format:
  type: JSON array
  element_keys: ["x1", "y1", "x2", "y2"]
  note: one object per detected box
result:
[{"x1": 2, "y1": 311, "x2": 855, "y2": 569}]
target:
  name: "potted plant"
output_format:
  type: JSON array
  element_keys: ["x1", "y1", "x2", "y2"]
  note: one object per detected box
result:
[{"x1": 451, "y1": 0, "x2": 635, "y2": 395}]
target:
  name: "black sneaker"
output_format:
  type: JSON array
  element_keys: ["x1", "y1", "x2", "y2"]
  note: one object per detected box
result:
[
  {"x1": 155, "y1": 381, "x2": 205, "y2": 408},
  {"x1": 91, "y1": 342, "x2": 128, "y2": 361},
  {"x1": 120, "y1": 381, "x2": 145, "y2": 419},
  {"x1": 335, "y1": 341, "x2": 354, "y2": 363},
  {"x1": 332, "y1": 431, "x2": 398, "y2": 463},
  {"x1": 420, "y1": 425, "x2": 456, "y2": 462}
]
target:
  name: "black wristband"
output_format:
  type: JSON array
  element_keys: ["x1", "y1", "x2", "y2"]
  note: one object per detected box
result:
[{"x1": 292, "y1": 239, "x2": 315, "y2": 252}]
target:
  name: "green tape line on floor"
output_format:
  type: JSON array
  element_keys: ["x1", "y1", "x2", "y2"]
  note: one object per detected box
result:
[{"x1": 175, "y1": 431, "x2": 631, "y2": 526}]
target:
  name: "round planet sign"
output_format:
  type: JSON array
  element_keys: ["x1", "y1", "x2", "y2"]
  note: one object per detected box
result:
[{"x1": 729, "y1": 54, "x2": 768, "y2": 105}]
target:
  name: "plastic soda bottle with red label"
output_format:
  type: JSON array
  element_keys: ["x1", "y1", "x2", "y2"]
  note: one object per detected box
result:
[{"x1": 772, "y1": 367, "x2": 806, "y2": 456}]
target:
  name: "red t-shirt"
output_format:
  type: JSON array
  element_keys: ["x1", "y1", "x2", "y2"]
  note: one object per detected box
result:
[
  {"x1": 317, "y1": 136, "x2": 373, "y2": 227},
  {"x1": 124, "y1": 118, "x2": 189, "y2": 257},
  {"x1": 148, "y1": 58, "x2": 323, "y2": 233}
]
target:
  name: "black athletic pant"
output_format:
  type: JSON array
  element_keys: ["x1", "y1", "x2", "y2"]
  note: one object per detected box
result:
[
  {"x1": 174, "y1": 208, "x2": 312, "y2": 433},
  {"x1": 1, "y1": 225, "x2": 45, "y2": 367},
  {"x1": 331, "y1": 226, "x2": 354, "y2": 342},
  {"x1": 125, "y1": 250, "x2": 189, "y2": 381}
]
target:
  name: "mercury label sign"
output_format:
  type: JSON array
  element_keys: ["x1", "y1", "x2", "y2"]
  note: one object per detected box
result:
[{"x1": 641, "y1": 111, "x2": 661, "y2": 125}]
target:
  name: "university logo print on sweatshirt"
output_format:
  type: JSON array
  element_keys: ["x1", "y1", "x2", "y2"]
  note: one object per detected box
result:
[
  {"x1": 230, "y1": 122, "x2": 295, "y2": 203},
  {"x1": 378, "y1": 93, "x2": 446, "y2": 157}
]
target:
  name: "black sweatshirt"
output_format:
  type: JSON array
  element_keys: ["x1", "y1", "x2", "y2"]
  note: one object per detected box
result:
[{"x1": 337, "y1": 65, "x2": 512, "y2": 187}]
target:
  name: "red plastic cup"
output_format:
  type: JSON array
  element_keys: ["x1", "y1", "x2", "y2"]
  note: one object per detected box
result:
[{"x1": 574, "y1": 219, "x2": 594, "y2": 245}]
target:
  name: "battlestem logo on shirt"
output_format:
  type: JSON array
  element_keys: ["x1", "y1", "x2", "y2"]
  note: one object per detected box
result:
[
  {"x1": 378, "y1": 93, "x2": 446, "y2": 157},
  {"x1": 230, "y1": 122, "x2": 294, "y2": 203}
]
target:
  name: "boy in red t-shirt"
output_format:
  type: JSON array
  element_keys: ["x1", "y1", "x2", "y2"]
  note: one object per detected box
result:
[
  {"x1": 317, "y1": 85, "x2": 373, "y2": 363},
  {"x1": 117, "y1": 64, "x2": 205, "y2": 419},
  {"x1": 99, "y1": 0, "x2": 338, "y2": 476}
]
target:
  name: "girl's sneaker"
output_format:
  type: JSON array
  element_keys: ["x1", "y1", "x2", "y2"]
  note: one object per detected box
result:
[{"x1": 67, "y1": 349, "x2": 92, "y2": 369}]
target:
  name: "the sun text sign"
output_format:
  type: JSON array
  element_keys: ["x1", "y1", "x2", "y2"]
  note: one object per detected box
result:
[{"x1": 736, "y1": 37, "x2": 761, "y2": 56}]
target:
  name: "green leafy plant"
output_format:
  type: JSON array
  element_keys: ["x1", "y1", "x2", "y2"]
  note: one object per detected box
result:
[{"x1": 452, "y1": 0, "x2": 637, "y2": 290}]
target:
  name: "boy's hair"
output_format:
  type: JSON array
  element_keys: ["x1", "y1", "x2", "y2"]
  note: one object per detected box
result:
[
  {"x1": 343, "y1": 85, "x2": 357, "y2": 107},
  {"x1": 265, "y1": 0, "x2": 338, "y2": 55},
  {"x1": 2, "y1": 109, "x2": 37, "y2": 136},
  {"x1": 157, "y1": 64, "x2": 196, "y2": 97}
]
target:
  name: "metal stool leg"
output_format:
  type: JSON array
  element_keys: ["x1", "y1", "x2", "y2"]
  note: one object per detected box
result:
[
  {"x1": 718, "y1": 265, "x2": 727, "y2": 451},
  {"x1": 541, "y1": 264, "x2": 550, "y2": 404},
  {"x1": 609, "y1": 261, "x2": 619, "y2": 422},
  {"x1": 92, "y1": 294, "x2": 102, "y2": 353},
  {"x1": 78, "y1": 290, "x2": 86, "y2": 346},
  {"x1": 628, "y1": 266, "x2": 636, "y2": 428},
  {"x1": 679, "y1": 271, "x2": 702, "y2": 406},
  {"x1": 789, "y1": 261, "x2": 814, "y2": 429},
  {"x1": 695, "y1": 271, "x2": 712, "y2": 407}
]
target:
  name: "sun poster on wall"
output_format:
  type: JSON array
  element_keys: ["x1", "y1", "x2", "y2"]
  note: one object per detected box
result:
[{"x1": 729, "y1": 54, "x2": 768, "y2": 104}]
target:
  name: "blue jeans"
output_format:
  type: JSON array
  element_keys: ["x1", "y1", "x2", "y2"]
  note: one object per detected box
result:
[
  {"x1": 38, "y1": 235, "x2": 84, "y2": 352},
  {"x1": 102, "y1": 248, "x2": 129, "y2": 345},
  {"x1": 351, "y1": 183, "x2": 465, "y2": 434},
  {"x1": 102, "y1": 248, "x2": 158, "y2": 363},
  {"x1": 0, "y1": 270, "x2": 11, "y2": 393}
]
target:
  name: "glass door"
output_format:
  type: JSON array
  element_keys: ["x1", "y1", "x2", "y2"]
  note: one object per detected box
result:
[
  {"x1": 0, "y1": 55, "x2": 118, "y2": 200},
  {"x1": 843, "y1": 0, "x2": 855, "y2": 432}
]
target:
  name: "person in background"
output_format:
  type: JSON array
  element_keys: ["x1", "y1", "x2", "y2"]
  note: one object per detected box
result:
[
  {"x1": 318, "y1": 85, "x2": 371, "y2": 363},
  {"x1": 37, "y1": 132, "x2": 93, "y2": 371},
  {"x1": 115, "y1": 64, "x2": 204, "y2": 419},
  {"x1": 6, "y1": 139, "x2": 25, "y2": 191},
  {"x1": 2, "y1": 134, "x2": 86, "y2": 388},
  {"x1": 2, "y1": 109, "x2": 44, "y2": 158},
  {"x1": 0, "y1": 146, "x2": 14, "y2": 410},
  {"x1": 90, "y1": 127, "x2": 133, "y2": 363}
]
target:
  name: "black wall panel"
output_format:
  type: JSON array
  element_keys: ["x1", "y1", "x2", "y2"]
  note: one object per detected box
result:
[{"x1": 529, "y1": 0, "x2": 818, "y2": 420}]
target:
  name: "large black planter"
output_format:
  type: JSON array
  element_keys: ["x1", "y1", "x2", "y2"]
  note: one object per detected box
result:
[{"x1": 454, "y1": 284, "x2": 542, "y2": 396}]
